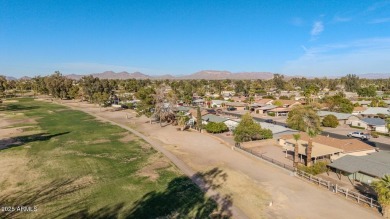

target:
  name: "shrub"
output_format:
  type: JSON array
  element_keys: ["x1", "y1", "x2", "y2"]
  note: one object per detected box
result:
[
  {"x1": 371, "y1": 131, "x2": 379, "y2": 138},
  {"x1": 298, "y1": 161, "x2": 328, "y2": 175},
  {"x1": 204, "y1": 122, "x2": 228, "y2": 133},
  {"x1": 322, "y1": 115, "x2": 339, "y2": 128},
  {"x1": 267, "y1": 112, "x2": 275, "y2": 117}
]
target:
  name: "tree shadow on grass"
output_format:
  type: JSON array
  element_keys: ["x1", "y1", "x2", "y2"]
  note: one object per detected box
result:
[
  {"x1": 127, "y1": 167, "x2": 232, "y2": 219},
  {"x1": 63, "y1": 168, "x2": 232, "y2": 219},
  {"x1": 0, "y1": 132, "x2": 70, "y2": 150},
  {"x1": 0, "y1": 178, "x2": 91, "y2": 219},
  {"x1": 0, "y1": 103, "x2": 40, "y2": 112}
]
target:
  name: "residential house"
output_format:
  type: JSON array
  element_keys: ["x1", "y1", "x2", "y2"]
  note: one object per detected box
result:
[
  {"x1": 255, "y1": 105, "x2": 277, "y2": 114},
  {"x1": 254, "y1": 98, "x2": 274, "y2": 105},
  {"x1": 230, "y1": 96, "x2": 247, "y2": 102},
  {"x1": 279, "y1": 133, "x2": 376, "y2": 164},
  {"x1": 201, "y1": 114, "x2": 239, "y2": 130},
  {"x1": 225, "y1": 102, "x2": 248, "y2": 111},
  {"x1": 272, "y1": 99, "x2": 301, "y2": 108},
  {"x1": 352, "y1": 106, "x2": 367, "y2": 115},
  {"x1": 211, "y1": 100, "x2": 227, "y2": 108},
  {"x1": 350, "y1": 118, "x2": 389, "y2": 133},
  {"x1": 317, "y1": 111, "x2": 360, "y2": 125},
  {"x1": 351, "y1": 101, "x2": 371, "y2": 107},
  {"x1": 327, "y1": 151, "x2": 390, "y2": 184},
  {"x1": 267, "y1": 107, "x2": 292, "y2": 117},
  {"x1": 192, "y1": 99, "x2": 205, "y2": 106},
  {"x1": 360, "y1": 107, "x2": 390, "y2": 118}
]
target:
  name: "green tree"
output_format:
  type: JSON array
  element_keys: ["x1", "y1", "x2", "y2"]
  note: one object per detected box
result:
[
  {"x1": 322, "y1": 95, "x2": 354, "y2": 113},
  {"x1": 343, "y1": 74, "x2": 360, "y2": 92},
  {"x1": 293, "y1": 134, "x2": 301, "y2": 168},
  {"x1": 204, "y1": 122, "x2": 228, "y2": 133},
  {"x1": 372, "y1": 175, "x2": 390, "y2": 218},
  {"x1": 322, "y1": 115, "x2": 339, "y2": 128},
  {"x1": 196, "y1": 106, "x2": 202, "y2": 131},
  {"x1": 177, "y1": 112, "x2": 189, "y2": 131},
  {"x1": 135, "y1": 87, "x2": 156, "y2": 121},
  {"x1": 287, "y1": 105, "x2": 321, "y2": 166},
  {"x1": 233, "y1": 113, "x2": 273, "y2": 142}
]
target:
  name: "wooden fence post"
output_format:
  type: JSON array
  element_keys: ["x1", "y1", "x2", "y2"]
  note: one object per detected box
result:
[
  {"x1": 357, "y1": 194, "x2": 360, "y2": 203},
  {"x1": 346, "y1": 189, "x2": 348, "y2": 199},
  {"x1": 335, "y1": 184, "x2": 338, "y2": 194},
  {"x1": 370, "y1": 198, "x2": 373, "y2": 207}
]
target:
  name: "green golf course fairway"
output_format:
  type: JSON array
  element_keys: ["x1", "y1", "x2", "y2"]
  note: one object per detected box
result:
[{"x1": 0, "y1": 99, "x2": 219, "y2": 218}]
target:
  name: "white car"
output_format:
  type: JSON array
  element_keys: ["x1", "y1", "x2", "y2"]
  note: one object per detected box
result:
[{"x1": 347, "y1": 131, "x2": 370, "y2": 140}]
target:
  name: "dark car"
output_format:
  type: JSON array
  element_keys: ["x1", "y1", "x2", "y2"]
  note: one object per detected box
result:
[
  {"x1": 227, "y1": 107, "x2": 237, "y2": 111},
  {"x1": 265, "y1": 119, "x2": 275, "y2": 124}
]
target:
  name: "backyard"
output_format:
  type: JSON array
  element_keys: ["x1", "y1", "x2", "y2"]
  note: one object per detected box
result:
[{"x1": 0, "y1": 98, "x2": 222, "y2": 218}]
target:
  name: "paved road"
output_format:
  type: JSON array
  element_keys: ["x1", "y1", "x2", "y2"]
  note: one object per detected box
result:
[{"x1": 223, "y1": 111, "x2": 390, "y2": 151}]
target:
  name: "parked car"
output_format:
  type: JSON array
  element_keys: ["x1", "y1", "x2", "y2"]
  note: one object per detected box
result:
[
  {"x1": 264, "y1": 119, "x2": 276, "y2": 124},
  {"x1": 227, "y1": 107, "x2": 237, "y2": 111},
  {"x1": 347, "y1": 131, "x2": 371, "y2": 140}
]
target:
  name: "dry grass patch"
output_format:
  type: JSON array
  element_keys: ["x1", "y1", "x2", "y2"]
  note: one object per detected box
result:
[
  {"x1": 84, "y1": 139, "x2": 111, "y2": 144},
  {"x1": 210, "y1": 168, "x2": 270, "y2": 219},
  {"x1": 137, "y1": 154, "x2": 171, "y2": 181},
  {"x1": 118, "y1": 134, "x2": 138, "y2": 143}
]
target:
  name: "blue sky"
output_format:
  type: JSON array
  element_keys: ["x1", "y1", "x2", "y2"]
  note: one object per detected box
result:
[{"x1": 1, "y1": 0, "x2": 390, "y2": 78}]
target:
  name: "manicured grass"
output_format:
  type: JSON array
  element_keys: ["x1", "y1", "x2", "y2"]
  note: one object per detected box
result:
[{"x1": 0, "y1": 99, "x2": 220, "y2": 218}]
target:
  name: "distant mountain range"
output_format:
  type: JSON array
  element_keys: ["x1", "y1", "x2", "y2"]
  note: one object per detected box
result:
[
  {"x1": 64, "y1": 70, "x2": 275, "y2": 80},
  {"x1": 3, "y1": 71, "x2": 390, "y2": 80}
]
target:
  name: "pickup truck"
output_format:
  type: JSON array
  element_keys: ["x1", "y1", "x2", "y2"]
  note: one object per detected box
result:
[{"x1": 347, "y1": 131, "x2": 371, "y2": 140}]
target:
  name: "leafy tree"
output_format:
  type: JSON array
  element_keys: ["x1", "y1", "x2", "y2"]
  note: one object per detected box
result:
[
  {"x1": 273, "y1": 74, "x2": 285, "y2": 90},
  {"x1": 372, "y1": 175, "x2": 390, "y2": 218},
  {"x1": 287, "y1": 105, "x2": 321, "y2": 166},
  {"x1": 370, "y1": 98, "x2": 387, "y2": 107},
  {"x1": 204, "y1": 122, "x2": 228, "y2": 133},
  {"x1": 135, "y1": 87, "x2": 156, "y2": 120},
  {"x1": 233, "y1": 113, "x2": 272, "y2": 142},
  {"x1": 0, "y1": 76, "x2": 6, "y2": 98},
  {"x1": 357, "y1": 86, "x2": 377, "y2": 97},
  {"x1": 322, "y1": 95, "x2": 354, "y2": 113},
  {"x1": 177, "y1": 112, "x2": 189, "y2": 131},
  {"x1": 293, "y1": 134, "x2": 301, "y2": 168},
  {"x1": 343, "y1": 74, "x2": 360, "y2": 92},
  {"x1": 322, "y1": 115, "x2": 339, "y2": 128},
  {"x1": 273, "y1": 100, "x2": 283, "y2": 107},
  {"x1": 196, "y1": 106, "x2": 202, "y2": 131}
]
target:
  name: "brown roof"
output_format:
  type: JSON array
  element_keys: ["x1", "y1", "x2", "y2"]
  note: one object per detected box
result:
[
  {"x1": 353, "y1": 106, "x2": 367, "y2": 112},
  {"x1": 231, "y1": 96, "x2": 247, "y2": 102},
  {"x1": 188, "y1": 108, "x2": 209, "y2": 117},
  {"x1": 254, "y1": 98, "x2": 273, "y2": 104},
  {"x1": 274, "y1": 99, "x2": 298, "y2": 105},
  {"x1": 280, "y1": 132, "x2": 374, "y2": 153},
  {"x1": 268, "y1": 107, "x2": 292, "y2": 112}
]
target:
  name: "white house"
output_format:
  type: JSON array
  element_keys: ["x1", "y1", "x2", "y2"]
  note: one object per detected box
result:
[{"x1": 351, "y1": 118, "x2": 389, "y2": 133}]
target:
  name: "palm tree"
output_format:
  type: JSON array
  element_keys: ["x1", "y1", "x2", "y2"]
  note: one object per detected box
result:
[
  {"x1": 372, "y1": 175, "x2": 390, "y2": 218},
  {"x1": 287, "y1": 105, "x2": 321, "y2": 166},
  {"x1": 292, "y1": 133, "x2": 301, "y2": 168}
]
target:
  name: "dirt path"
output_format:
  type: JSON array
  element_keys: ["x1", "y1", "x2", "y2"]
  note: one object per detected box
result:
[
  {"x1": 56, "y1": 100, "x2": 381, "y2": 219},
  {"x1": 49, "y1": 100, "x2": 248, "y2": 219}
]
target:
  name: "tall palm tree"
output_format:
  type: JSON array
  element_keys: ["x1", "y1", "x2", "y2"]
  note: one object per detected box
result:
[
  {"x1": 292, "y1": 133, "x2": 301, "y2": 168},
  {"x1": 287, "y1": 105, "x2": 321, "y2": 167},
  {"x1": 372, "y1": 175, "x2": 390, "y2": 218}
]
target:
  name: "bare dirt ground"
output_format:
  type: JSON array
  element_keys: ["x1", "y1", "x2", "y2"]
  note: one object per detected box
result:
[{"x1": 56, "y1": 99, "x2": 381, "y2": 219}]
